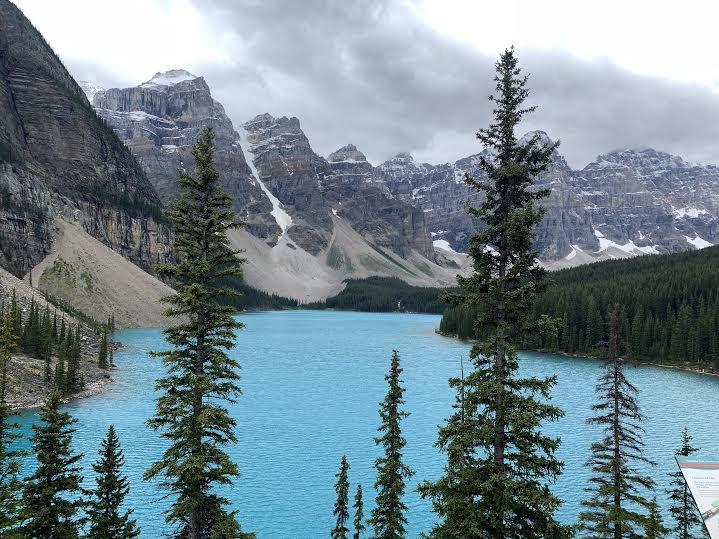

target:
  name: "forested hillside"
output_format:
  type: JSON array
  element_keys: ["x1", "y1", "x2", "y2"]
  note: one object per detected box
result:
[
  {"x1": 307, "y1": 277, "x2": 450, "y2": 313},
  {"x1": 440, "y1": 246, "x2": 719, "y2": 367}
]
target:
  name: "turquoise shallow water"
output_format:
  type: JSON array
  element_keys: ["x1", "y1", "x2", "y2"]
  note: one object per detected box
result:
[{"x1": 14, "y1": 310, "x2": 719, "y2": 537}]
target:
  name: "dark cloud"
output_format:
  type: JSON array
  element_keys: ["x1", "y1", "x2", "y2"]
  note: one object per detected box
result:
[{"x1": 83, "y1": 0, "x2": 719, "y2": 168}]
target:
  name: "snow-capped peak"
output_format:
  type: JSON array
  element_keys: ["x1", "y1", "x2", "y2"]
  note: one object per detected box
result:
[
  {"x1": 80, "y1": 81, "x2": 104, "y2": 103},
  {"x1": 141, "y1": 69, "x2": 197, "y2": 88}
]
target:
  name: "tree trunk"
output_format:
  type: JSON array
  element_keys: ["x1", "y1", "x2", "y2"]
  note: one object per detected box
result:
[
  {"x1": 493, "y1": 249, "x2": 507, "y2": 539},
  {"x1": 613, "y1": 361, "x2": 621, "y2": 539}
]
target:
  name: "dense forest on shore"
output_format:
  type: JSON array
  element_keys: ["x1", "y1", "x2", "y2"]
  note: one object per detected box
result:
[
  {"x1": 306, "y1": 277, "x2": 451, "y2": 314},
  {"x1": 440, "y1": 245, "x2": 719, "y2": 367}
]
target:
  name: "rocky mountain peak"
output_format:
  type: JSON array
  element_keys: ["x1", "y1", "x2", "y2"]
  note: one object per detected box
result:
[
  {"x1": 140, "y1": 69, "x2": 198, "y2": 88},
  {"x1": 596, "y1": 148, "x2": 689, "y2": 171},
  {"x1": 79, "y1": 81, "x2": 105, "y2": 102},
  {"x1": 518, "y1": 129, "x2": 553, "y2": 147},
  {"x1": 328, "y1": 144, "x2": 367, "y2": 163}
]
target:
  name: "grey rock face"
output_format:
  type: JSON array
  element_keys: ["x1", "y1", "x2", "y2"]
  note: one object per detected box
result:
[
  {"x1": 90, "y1": 71, "x2": 278, "y2": 241},
  {"x1": 379, "y1": 131, "x2": 718, "y2": 261},
  {"x1": 0, "y1": 0, "x2": 171, "y2": 276}
]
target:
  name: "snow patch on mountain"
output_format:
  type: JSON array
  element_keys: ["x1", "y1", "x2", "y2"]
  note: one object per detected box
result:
[
  {"x1": 237, "y1": 127, "x2": 293, "y2": 241},
  {"x1": 685, "y1": 234, "x2": 713, "y2": 249},
  {"x1": 673, "y1": 207, "x2": 708, "y2": 219},
  {"x1": 593, "y1": 229, "x2": 659, "y2": 255},
  {"x1": 79, "y1": 81, "x2": 104, "y2": 102},
  {"x1": 141, "y1": 69, "x2": 197, "y2": 88}
]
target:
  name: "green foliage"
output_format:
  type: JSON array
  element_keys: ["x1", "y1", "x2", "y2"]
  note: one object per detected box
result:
[
  {"x1": 0, "y1": 289, "x2": 87, "y2": 394},
  {"x1": 353, "y1": 484, "x2": 365, "y2": 539},
  {"x1": 98, "y1": 332, "x2": 108, "y2": 369},
  {"x1": 332, "y1": 455, "x2": 351, "y2": 539},
  {"x1": 84, "y1": 425, "x2": 140, "y2": 539},
  {"x1": 308, "y1": 277, "x2": 450, "y2": 314},
  {"x1": 668, "y1": 428, "x2": 706, "y2": 539},
  {"x1": 0, "y1": 142, "x2": 16, "y2": 163},
  {"x1": 441, "y1": 245, "x2": 719, "y2": 367},
  {"x1": 144, "y1": 128, "x2": 254, "y2": 538},
  {"x1": 578, "y1": 306, "x2": 656, "y2": 538},
  {"x1": 214, "y1": 274, "x2": 298, "y2": 310},
  {"x1": 645, "y1": 498, "x2": 669, "y2": 539},
  {"x1": 370, "y1": 350, "x2": 413, "y2": 539},
  {"x1": 20, "y1": 390, "x2": 83, "y2": 538},
  {"x1": 420, "y1": 47, "x2": 571, "y2": 539},
  {"x1": 0, "y1": 311, "x2": 23, "y2": 537}
]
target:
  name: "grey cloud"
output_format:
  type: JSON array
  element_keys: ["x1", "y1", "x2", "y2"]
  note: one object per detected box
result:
[{"x1": 86, "y1": 0, "x2": 719, "y2": 169}]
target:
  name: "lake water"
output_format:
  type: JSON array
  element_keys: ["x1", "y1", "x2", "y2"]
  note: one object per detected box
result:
[{"x1": 14, "y1": 310, "x2": 719, "y2": 537}]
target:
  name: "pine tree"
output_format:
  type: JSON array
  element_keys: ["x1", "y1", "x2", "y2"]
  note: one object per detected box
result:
[
  {"x1": 332, "y1": 455, "x2": 351, "y2": 539},
  {"x1": 419, "y1": 47, "x2": 571, "y2": 539},
  {"x1": 370, "y1": 350, "x2": 413, "y2": 538},
  {"x1": 98, "y1": 332, "x2": 108, "y2": 369},
  {"x1": 65, "y1": 325, "x2": 82, "y2": 392},
  {"x1": 20, "y1": 390, "x2": 83, "y2": 538},
  {"x1": 144, "y1": 128, "x2": 253, "y2": 539},
  {"x1": 54, "y1": 339, "x2": 67, "y2": 394},
  {"x1": 578, "y1": 305, "x2": 656, "y2": 538},
  {"x1": 85, "y1": 425, "x2": 140, "y2": 539},
  {"x1": 668, "y1": 428, "x2": 705, "y2": 539},
  {"x1": 645, "y1": 498, "x2": 668, "y2": 539},
  {"x1": 353, "y1": 484, "x2": 365, "y2": 539},
  {"x1": 0, "y1": 311, "x2": 23, "y2": 536}
]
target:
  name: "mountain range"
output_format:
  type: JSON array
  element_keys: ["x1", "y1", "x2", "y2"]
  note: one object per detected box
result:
[
  {"x1": 81, "y1": 70, "x2": 718, "y2": 299},
  {"x1": 1, "y1": 0, "x2": 718, "y2": 320}
]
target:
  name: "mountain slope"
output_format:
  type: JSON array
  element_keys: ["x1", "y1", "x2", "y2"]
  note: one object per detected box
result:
[
  {"x1": 380, "y1": 133, "x2": 718, "y2": 265},
  {"x1": 30, "y1": 219, "x2": 176, "y2": 328},
  {"x1": 88, "y1": 74, "x2": 458, "y2": 300},
  {"x1": 0, "y1": 0, "x2": 171, "y2": 277}
]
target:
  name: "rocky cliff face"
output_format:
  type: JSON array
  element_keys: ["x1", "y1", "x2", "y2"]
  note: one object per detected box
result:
[
  {"x1": 379, "y1": 132, "x2": 719, "y2": 264},
  {"x1": 0, "y1": 0, "x2": 170, "y2": 276},
  {"x1": 90, "y1": 76, "x2": 438, "y2": 265},
  {"x1": 88, "y1": 71, "x2": 278, "y2": 241}
]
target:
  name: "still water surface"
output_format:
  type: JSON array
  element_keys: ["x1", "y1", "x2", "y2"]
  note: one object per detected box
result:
[{"x1": 15, "y1": 310, "x2": 719, "y2": 537}]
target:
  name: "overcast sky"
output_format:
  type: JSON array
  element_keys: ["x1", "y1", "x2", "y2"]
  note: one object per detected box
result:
[{"x1": 13, "y1": 0, "x2": 719, "y2": 168}]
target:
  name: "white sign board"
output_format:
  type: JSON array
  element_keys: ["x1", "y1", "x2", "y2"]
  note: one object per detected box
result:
[{"x1": 677, "y1": 457, "x2": 719, "y2": 538}]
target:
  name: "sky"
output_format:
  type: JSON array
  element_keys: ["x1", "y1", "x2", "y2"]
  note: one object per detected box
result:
[{"x1": 12, "y1": 0, "x2": 719, "y2": 168}]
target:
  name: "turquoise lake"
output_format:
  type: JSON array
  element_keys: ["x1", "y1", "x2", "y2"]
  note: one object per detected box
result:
[{"x1": 14, "y1": 310, "x2": 719, "y2": 537}]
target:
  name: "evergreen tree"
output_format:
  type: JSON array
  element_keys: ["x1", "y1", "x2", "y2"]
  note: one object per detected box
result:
[
  {"x1": 370, "y1": 350, "x2": 413, "y2": 538},
  {"x1": 0, "y1": 311, "x2": 23, "y2": 537},
  {"x1": 332, "y1": 455, "x2": 351, "y2": 539},
  {"x1": 85, "y1": 425, "x2": 140, "y2": 539},
  {"x1": 54, "y1": 340, "x2": 67, "y2": 394},
  {"x1": 20, "y1": 390, "x2": 83, "y2": 538},
  {"x1": 65, "y1": 325, "x2": 82, "y2": 393},
  {"x1": 578, "y1": 305, "x2": 656, "y2": 538},
  {"x1": 645, "y1": 498, "x2": 668, "y2": 539},
  {"x1": 353, "y1": 484, "x2": 365, "y2": 539},
  {"x1": 98, "y1": 332, "x2": 108, "y2": 369},
  {"x1": 144, "y1": 128, "x2": 253, "y2": 539},
  {"x1": 10, "y1": 290, "x2": 21, "y2": 338},
  {"x1": 668, "y1": 428, "x2": 705, "y2": 539},
  {"x1": 419, "y1": 47, "x2": 570, "y2": 539}
]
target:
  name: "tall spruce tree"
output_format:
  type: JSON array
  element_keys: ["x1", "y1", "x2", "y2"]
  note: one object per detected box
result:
[
  {"x1": 20, "y1": 390, "x2": 83, "y2": 538},
  {"x1": 353, "y1": 484, "x2": 365, "y2": 539},
  {"x1": 85, "y1": 425, "x2": 140, "y2": 539},
  {"x1": 668, "y1": 428, "x2": 706, "y2": 539},
  {"x1": 370, "y1": 350, "x2": 413, "y2": 539},
  {"x1": 0, "y1": 311, "x2": 23, "y2": 537},
  {"x1": 418, "y1": 47, "x2": 570, "y2": 539},
  {"x1": 645, "y1": 498, "x2": 668, "y2": 539},
  {"x1": 98, "y1": 332, "x2": 109, "y2": 369},
  {"x1": 332, "y1": 455, "x2": 351, "y2": 539},
  {"x1": 578, "y1": 305, "x2": 655, "y2": 538},
  {"x1": 144, "y1": 127, "x2": 253, "y2": 539}
]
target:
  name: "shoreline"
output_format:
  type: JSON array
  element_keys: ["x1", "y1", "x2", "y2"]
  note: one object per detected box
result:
[{"x1": 436, "y1": 330, "x2": 719, "y2": 380}]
